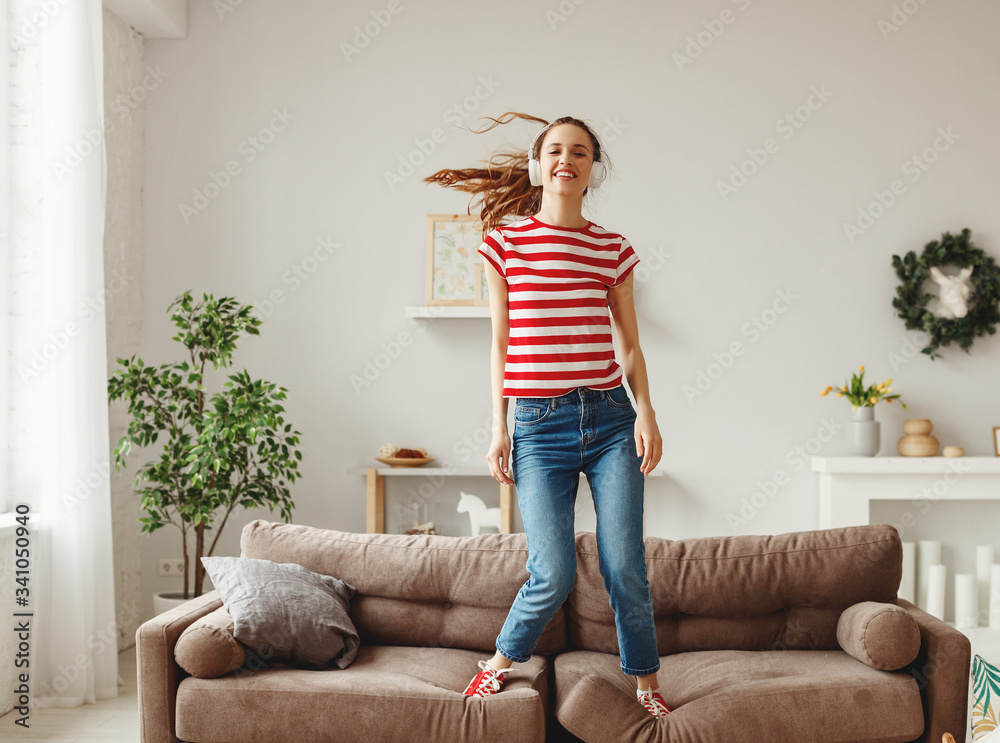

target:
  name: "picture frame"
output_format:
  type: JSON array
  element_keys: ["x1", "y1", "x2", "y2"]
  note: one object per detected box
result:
[
  {"x1": 425, "y1": 214, "x2": 489, "y2": 306},
  {"x1": 994, "y1": 426, "x2": 1000, "y2": 456}
]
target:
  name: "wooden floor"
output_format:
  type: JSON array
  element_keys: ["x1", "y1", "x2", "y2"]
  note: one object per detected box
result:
[{"x1": 0, "y1": 645, "x2": 139, "y2": 741}]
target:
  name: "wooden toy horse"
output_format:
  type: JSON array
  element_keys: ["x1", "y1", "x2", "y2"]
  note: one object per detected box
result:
[{"x1": 457, "y1": 491, "x2": 501, "y2": 536}]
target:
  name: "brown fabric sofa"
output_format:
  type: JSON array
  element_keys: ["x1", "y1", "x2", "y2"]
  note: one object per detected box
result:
[{"x1": 136, "y1": 521, "x2": 970, "y2": 743}]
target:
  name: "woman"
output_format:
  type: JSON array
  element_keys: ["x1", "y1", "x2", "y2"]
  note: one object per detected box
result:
[{"x1": 424, "y1": 112, "x2": 669, "y2": 718}]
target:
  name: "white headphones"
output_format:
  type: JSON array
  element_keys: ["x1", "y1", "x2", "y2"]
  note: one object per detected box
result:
[{"x1": 527, "y1": 122, "x2": 607, "y2": 189}]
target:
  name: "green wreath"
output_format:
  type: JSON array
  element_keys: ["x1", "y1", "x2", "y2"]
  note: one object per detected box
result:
[{"x1": 891, "y1": 228, "x2": 1000, "y2": 360}]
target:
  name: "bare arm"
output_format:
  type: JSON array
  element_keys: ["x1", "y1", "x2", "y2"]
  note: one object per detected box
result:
[
  {"x1": 608, "y1": 272, "x2": 662, "y2": 474},
  {"x1": 608, "y1": 272, "x2": 652, "y2": 411},
  {"x1": 483, "y1": 261, "x2": 513, "y2": 483}
]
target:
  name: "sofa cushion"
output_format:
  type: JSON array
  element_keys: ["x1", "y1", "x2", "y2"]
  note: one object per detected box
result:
[
  {"x1": 175, "y1": 645, "x2": 549, "y2": 743},
  {"x1": 568, "y1": 524, "x2": 902, "y2": 655},
  {"x1": 239, "y1": 521, "x2": 566, "y2": 655},
  {"x1": 554, "y1": 648, "x2": 924, "y2": 743},
  {"x1": 836, "y1": 601, "x2": 921, "y2": 671},
  {"x1": 174, "y1": 605, "x2": 248, "y2": 678},
  {"x1": 201, "y1": 555, "x2": 360, "y2": 670}
]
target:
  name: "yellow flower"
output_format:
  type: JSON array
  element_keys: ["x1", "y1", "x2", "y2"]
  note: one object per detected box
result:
[
  {"x1": 858, "y1": 365, "x2": 864, "y2": 371},
  {"x1": 869, "y1": 396, "x2": 877, "y2": 404},
  {"x1": 835, "y1": 392, "x2": 842, "y2": 397},
  {"x1": 841, "y1": 385, "x2": 847, "y2": 392},
  {"x1": 820, "y1": 386, "x2": 832, "y2": 396},
  {"x1": 886, "y1": 398, "x2": 893, "y2": 404},
  {"x1": 884, "y1": 387, "x2": 892, "y2": 393},
  {"x1": 876, "y1": 383, "x2": 884, "y2": 391},
  {"x1": 884, "y1": 378, "x2": 893, "y2": 386}
]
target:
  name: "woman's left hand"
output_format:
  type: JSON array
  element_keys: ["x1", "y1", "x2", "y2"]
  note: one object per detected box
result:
[{"x1": 634, "y1": 406, "x2": 662, "y2": 475}]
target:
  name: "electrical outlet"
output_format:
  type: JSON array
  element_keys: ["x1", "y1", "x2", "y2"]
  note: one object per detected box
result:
[{"x1": 158, "y1": 558, "x2": 186, "y2": 578}]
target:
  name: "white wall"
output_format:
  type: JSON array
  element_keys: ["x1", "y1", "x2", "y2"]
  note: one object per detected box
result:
[
  {"x1": 136, "y1": 0, "x2": 1000, "y2": 606},
  {"x1": 103, "y1": 6, "x2": 147, "y2": 646}
]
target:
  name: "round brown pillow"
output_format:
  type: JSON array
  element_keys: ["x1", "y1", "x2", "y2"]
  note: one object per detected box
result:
[
  {"x1": 836, "y1": 601, "x2": 921, "y2": 671},
  {"x1": 175, "y1": 606, "x2": 249, "y2": 678}
]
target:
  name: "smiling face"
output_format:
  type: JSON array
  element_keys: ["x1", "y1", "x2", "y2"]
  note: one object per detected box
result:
[{"x1": 538, "y1": 123, "x2": 596, "y2": 194}]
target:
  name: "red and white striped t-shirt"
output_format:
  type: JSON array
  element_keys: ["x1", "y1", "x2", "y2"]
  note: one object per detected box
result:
[{"x1": 478, "y1": 215, "x2": 640, "y2": 399}]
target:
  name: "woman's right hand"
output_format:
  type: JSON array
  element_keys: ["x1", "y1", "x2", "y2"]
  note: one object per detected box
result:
[{"x1": 487, "y1": 429, "x2": 514, "y2": 485}]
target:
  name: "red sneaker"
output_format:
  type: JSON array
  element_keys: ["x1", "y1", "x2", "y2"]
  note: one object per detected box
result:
[
  {"x1": 639, "y1": 690, "x2": 671, "y2": 718},
  {"x1": 463, "y1": 660, "x2": 511, "y2": 697}
]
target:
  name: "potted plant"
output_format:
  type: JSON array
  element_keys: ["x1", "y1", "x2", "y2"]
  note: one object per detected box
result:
[
  {"x1": 820, "y1": 365, "x2": 907, "y2": 456},
  {"x1": 108, "y1": 291, "x2": 302, "y2": 609}
]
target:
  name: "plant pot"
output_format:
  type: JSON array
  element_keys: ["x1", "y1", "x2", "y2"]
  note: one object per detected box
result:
[
  {"x1": 153, "y1": 591, "x2": 192, "y2": 615},
  {"x1": 847, "y1": 406, "x2": 880, "y2": 456}
]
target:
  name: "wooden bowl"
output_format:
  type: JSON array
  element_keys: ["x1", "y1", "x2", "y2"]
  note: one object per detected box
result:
[
  {"x1": 375, "y1": 456, "x2": 435, "y2": 467},
  {"x1": 902, "y1": 419, "x2": 933, "y2": 436},
  {"x1": 942, "y1": 446, "x2": 964, "y2": 457},
  {"x1": 898, "y1": 435, "x2": 940, "y2": 457}
]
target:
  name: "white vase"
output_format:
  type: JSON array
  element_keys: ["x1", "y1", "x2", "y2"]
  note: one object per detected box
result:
[
  {"x1": 153, "y1": 591, "x2": 192, "y2": 615},
  {"x1": 847, "y1": 407, "x2": 880, "y2": 456}
]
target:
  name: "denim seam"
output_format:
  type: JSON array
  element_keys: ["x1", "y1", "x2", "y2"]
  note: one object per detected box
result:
[
  {"x1": 495, "y1": 640, "x2": 531, "y2": 664},
  {"x1": 621, "y1": 661, "x2": 661, "y2": 676},
  {"x1": 514, "y1": 408, "x2": 552, "y2": 425}
]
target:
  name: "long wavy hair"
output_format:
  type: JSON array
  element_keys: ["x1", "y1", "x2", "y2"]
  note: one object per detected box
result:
[{"x1": 423, "y1": 111, "x2": 608, "y2": 234}]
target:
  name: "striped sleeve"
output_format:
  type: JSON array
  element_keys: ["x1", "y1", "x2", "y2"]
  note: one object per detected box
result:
[
  {"x1": 478, "y1": 228, "x2": 506, "y2": 278},
  {"x1": 610, "y1": 236, "x2": 640, "y2": 287}
]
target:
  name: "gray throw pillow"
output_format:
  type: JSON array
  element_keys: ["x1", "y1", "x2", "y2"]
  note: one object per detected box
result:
[{"x1": 200, "y1": 556, "x2": 360, "y2": 670}]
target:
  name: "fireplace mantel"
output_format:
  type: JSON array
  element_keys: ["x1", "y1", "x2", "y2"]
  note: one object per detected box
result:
[{"x1": 811, "y1": 456, "x2": 1000, "y2": 528}]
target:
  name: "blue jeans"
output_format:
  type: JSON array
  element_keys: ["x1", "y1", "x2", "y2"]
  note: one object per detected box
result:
[{"x1": 495, "y1": 384, "x2": 660, "y2": 677}]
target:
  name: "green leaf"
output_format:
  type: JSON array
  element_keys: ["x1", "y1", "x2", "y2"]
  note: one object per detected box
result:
[{"x1": 109, "y1": 290, "x2": 300, "y2": 592}]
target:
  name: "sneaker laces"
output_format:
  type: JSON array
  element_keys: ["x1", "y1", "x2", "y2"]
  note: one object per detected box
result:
[
  {"x1": 639, "y1": 689, "x2": 670, "y2": 717},
  {"x1": 473, "y1": 660, "x2": 510, "y2": 695}
]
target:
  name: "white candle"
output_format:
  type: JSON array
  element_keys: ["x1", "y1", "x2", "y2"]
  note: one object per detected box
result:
[
  {"x1": 927, "y1": 564, "x2": 946, "y2": 621},
  {"x1": 991, "y1": 564, "x2": 1000, "y2": 630},
  {"x1": 899, "y1": 541, "x2": 916, "y2": 604},
  {"x1": 955, "y1": 573, "x2": 978, "y2": 629},
  {"x1": 918, "y1": 540, "x2": 942, "y2": 611},
  {"x1": 977, "y1": 546, "x2": 994, "y2": 622}
]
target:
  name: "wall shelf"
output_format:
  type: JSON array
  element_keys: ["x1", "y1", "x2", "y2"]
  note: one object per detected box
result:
[
  {"x1": 347, "y1": 466, "x2": 665, "y2": 477},
  {"x1": 348, "y1": 465, "x2": 665, "y2": 535},
  {"x1": 404, "y1": 306, "x2": 490, "y2": 318}
]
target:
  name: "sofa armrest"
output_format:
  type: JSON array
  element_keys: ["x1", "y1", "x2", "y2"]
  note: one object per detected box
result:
[
  {"x1": 136, "y1": 591, "x2": 223, "y2": 743},
  {"x1": 894, "y1": 598, "x2": 972, "y2": 743}
]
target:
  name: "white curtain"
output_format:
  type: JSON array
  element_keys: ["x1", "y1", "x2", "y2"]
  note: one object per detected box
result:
[{"x1": 6, "y1": 0, "x2": 118, "y2": 706}]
